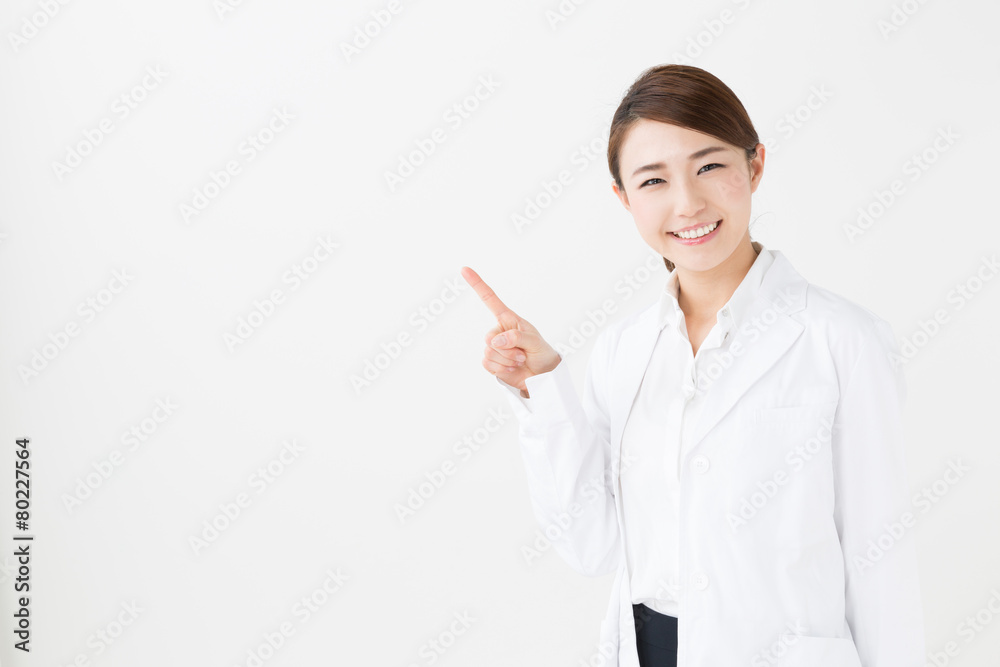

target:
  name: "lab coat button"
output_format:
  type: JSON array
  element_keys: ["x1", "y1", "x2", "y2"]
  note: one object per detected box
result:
[
  {"x1": 691, "y1": 455, "x2": 710, "y2": 474},
  {"x1": 691, "y1": 571, "x2": 709, "y2": 590}
]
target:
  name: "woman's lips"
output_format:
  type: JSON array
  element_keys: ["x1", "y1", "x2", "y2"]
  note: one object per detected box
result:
[{"x1": 670, "y1": 219, "x2": 721, "y2": 245}]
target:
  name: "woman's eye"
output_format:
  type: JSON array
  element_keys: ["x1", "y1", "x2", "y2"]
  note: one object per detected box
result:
[{"x1": 641, "y1": 165, "x2": 723, "y2": 187}]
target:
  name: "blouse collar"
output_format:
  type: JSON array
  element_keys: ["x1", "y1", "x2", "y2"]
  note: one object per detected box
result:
[{"x1": 658, "y1": 241, "x2": 775, "y2": 335}]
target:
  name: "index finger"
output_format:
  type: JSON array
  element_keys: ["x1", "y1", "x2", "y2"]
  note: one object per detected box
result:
[{"x1": 460, "y1": 266, "x2": 515, "y2": 321}]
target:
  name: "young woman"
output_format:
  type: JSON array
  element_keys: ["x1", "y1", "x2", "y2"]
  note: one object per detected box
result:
[{"x1": 461, "y1": 64, "x2": 925, "y2": 667}]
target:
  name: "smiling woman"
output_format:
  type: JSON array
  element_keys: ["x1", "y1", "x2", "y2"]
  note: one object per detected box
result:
[{"x1": 465, "y1": 63, "x2": 925, "y2": 667}]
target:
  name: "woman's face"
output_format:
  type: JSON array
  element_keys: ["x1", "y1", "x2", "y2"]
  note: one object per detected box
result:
[{"x1": 612, "y1": 119, "x2": 764, "y2": 274}]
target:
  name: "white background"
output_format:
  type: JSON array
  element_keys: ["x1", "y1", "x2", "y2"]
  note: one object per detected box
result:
[{"x1": 1, "y1": 0, "x2": 998, "y2": 665}]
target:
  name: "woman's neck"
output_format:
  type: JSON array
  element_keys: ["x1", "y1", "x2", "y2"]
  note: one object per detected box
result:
[{"x1": 675, "y1": 240, "x2": 761, "y2": 322}]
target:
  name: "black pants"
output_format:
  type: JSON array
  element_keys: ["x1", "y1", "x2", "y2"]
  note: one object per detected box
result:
[{"x1": 632, "y1": 603, "x2": 678, "y2": 667}]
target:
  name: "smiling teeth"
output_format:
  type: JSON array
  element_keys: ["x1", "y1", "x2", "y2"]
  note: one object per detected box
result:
[{"x1": 673, "y1": 220, "x2": 719, "y2": 239}]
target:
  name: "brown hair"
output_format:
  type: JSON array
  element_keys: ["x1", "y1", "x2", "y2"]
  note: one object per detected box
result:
[{"x1": 607, "y1": 64, "x2": 761, "y2": 271}]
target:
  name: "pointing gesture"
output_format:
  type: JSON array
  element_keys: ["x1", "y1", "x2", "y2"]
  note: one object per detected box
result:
[{"x1": 461, "y1": 266, "x2": 562, "y2": 397}]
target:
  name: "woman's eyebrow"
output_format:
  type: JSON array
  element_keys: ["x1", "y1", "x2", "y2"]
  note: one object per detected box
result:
[{"x1": 630, "y1": 146, "x2": 729, "y2": 178}]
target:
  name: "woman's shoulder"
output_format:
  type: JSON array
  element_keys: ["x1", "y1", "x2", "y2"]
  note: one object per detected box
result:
[
  {"x1": 799, "y1": 279, "x2": 900, "y2": 362},
  {"x1": 595, "y1": 297, "x2": 659, "y2": 347},
  {"x1": 771, "y1": 253, "x2": 903, "y2": 386},
  {"x1": 804, "y1": 281, "x2": 888, "y2": 329},
  {"x1": 768, "y1": 248, "x2": 891, "y2": 337}
]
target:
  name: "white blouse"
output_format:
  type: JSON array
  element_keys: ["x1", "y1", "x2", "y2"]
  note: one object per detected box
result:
[{"x1": 621, "y1": 244, "x2": 774, "y2": 617}]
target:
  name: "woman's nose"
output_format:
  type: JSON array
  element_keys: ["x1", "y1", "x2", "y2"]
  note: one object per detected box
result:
[{"x1": 672, "y1": 179, "x2": 706, "y2": 217}]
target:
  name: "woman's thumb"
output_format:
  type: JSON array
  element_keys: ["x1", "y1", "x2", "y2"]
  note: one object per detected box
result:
[
  {"x1": 492, "y1": 327, "x2": 541, "y2": 353},
  {"x1": 490, "y1": 331, "x2": 510, "y2": 348}
]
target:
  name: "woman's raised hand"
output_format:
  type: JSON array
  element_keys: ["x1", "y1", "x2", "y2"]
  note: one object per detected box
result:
[{"x1": 460, "y1": 266, "x2": 561, "y2": 397}]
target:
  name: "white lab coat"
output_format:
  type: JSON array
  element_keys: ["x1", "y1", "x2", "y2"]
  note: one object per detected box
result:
[{"x1": 497, "y1": 248, "x2": 925, "y2": 666}]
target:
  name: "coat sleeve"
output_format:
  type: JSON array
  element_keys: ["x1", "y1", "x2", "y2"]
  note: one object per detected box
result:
[
  {"x1": 495, "y1": 327, "x2": 621, "y2": 577},
  {"x1": 831, "y1": 316, "x2": 926, "y2": 666}
]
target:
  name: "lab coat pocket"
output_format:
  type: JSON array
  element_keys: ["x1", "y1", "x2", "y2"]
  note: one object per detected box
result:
[
  {"x1": 777, "y1": 635, "x2": 862, "y2": 666},
  {"x1": 735, "y1": 400, "x2": 840, "y2": 549},
  {"x1": 753, "y1": 401, "x2": 839, "y2": 426}
]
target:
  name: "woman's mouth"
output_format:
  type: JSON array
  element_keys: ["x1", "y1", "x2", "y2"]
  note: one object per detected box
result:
[{"x1": 670, "y1": 219, "x2": 721, "y2": 244}]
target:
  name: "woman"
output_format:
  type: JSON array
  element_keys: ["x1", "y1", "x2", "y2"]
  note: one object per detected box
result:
[{"x1": 461, "y1": 64, "x2": 925, "y2": 667}]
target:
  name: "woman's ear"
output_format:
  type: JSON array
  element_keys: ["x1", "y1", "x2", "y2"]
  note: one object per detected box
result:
[
  {"x1": 749, "y1": 143, "x2": 765, "y2": 193},
  {"x1": 612, "y1": 180, "x2": 631, "y2": 212}
]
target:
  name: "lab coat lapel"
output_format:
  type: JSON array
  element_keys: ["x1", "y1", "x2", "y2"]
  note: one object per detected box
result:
[
  {"x1": 607, "y1": 306, "x2": 661, "y2": 666},
  {"x1": 686, "y1": 251, "x2": 808, "y2": 451},
  {"x1": 609, "y1": 308, "x2": 662, "y2": 465},
  {"x1": 608, "y1": 251, "x2": 810, "y2": 465}
]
